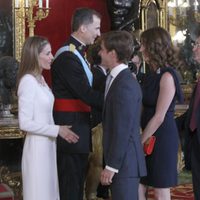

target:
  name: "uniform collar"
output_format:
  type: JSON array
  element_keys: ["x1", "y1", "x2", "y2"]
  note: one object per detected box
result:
[{"x1": 70, "y1": 35, "x2": 87, "y2": 55}]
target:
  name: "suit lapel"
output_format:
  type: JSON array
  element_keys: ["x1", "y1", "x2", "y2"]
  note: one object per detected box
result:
[{"x1": 103, "y1": 68, "x2": 129, "y2": 116}]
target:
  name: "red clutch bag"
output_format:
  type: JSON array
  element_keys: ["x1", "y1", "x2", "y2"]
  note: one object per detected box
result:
[{"x1": 143, "y1": 136, "x2": 156, "y2": 155}]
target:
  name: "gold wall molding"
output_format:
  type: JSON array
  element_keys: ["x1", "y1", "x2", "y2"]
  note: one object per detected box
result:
[
  {"x1": 0, "y1": 118, "x2": 24, "y2": 139},
  {"x1": 13, "y1": 0, "x2": 25, "y2": 61},
  {"x1": 0, "y1": 126, "x2": 24, "y2": 139}
]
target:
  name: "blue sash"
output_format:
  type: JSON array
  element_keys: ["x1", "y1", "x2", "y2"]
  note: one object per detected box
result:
[{"x1": 54, "y1": 45, "x2": 93, "y2": 86}]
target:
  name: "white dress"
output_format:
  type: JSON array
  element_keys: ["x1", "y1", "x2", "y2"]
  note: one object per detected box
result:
[{"x1": 18, "y1": 74, "x2": 60, "y2": 200}]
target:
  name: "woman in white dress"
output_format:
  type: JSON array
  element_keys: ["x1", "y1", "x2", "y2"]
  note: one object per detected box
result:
[{"x1": 17, "y1": 36, "x2": 79, "y2": 200}]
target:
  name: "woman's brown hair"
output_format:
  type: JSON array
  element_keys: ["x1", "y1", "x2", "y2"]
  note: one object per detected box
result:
[
  {"x1": 17, "y1": 36, "x2": 49, "y2": 88},
  {"x1": 140, "y1": 27, "x2": 181, "y2": 71}
]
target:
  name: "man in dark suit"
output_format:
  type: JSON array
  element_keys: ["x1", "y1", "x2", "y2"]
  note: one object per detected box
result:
[
  {"x1": 176, "y1": 30, "x2": 200, "y2": 200},
  {"x1": 99, "y1": 31, "x2": 147, "y2": 200},
  {"x1": 188, "y1": 31, "x2": 200, "y2": 200},
  {"x1": 51, "y1": 8, "x2": 103, "y2": 200}
]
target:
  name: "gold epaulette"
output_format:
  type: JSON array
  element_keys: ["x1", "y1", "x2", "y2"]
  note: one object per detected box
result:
[{"x1": 69, "y1": 44, "x2": 76, "y2": 52}]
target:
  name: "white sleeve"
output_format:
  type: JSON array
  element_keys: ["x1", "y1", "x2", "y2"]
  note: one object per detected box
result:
[{"x1": 17, "y1": 75, "x2": 59, "y2": 138}]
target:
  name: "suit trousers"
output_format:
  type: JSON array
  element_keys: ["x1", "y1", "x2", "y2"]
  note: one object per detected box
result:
[
  {"x1": 57, "y1": 152, "x2": 88, "y2": 200},
  {"x1": 191, "y1": 133, "x2": 200, "y2": 200},
  {"x1": 111, "y1": 177, "x2": 139, "y2": 200}
]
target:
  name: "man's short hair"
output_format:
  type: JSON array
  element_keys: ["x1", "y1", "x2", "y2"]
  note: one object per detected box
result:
[
  {"x1": 71, "y1": 8, "x2": 101, "y2": 32},
  {"x1": 102, "y1": 30, "x2": 133, "y2": 63}
]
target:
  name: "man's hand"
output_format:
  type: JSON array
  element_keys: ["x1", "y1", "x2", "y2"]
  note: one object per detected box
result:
[{"x1": 100, "y1": 168, "x2": 115, "y2": 185}]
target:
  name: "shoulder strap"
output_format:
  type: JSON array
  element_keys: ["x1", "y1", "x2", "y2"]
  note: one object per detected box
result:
[{"x1": 54, "y1": 44, "x2": 93, "y2": 86}]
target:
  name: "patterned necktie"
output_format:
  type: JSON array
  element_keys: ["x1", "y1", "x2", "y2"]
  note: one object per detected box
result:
[
  {"x1": 190, "y1": 79, "x2": 200, "y2": 131},
  {"x1": 104, "y1": 74, "x2": 113, "y2": 98}
]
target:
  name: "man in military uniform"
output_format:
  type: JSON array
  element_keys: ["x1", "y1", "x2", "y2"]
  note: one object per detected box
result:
[{"x1": 51, "y1": 8, "x2": 103, "y2": 200}]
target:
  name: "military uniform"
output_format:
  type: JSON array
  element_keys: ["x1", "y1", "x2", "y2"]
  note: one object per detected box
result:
[{"x1": 51, "y1": 36, "x2": 103, "y2": 200}]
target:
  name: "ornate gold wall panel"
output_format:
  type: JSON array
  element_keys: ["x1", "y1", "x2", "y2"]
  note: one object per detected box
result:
[{"x1": 141, "y1": 0, "x2": 167, "y2": 31}]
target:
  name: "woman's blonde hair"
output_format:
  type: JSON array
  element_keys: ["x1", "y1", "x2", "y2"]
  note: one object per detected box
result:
[{"x1": 17, "y1": 36, "x2": 49, "y2": 87}]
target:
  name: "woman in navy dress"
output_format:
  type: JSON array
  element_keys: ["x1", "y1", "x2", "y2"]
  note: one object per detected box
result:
[{"x1": 138, "y1": 27, "x2": 183, "y2": 200}]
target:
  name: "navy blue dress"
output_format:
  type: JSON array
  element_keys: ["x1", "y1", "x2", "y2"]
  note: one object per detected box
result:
[{"x1": 140, "y1": 67, "x2": 183, "y2": 188}]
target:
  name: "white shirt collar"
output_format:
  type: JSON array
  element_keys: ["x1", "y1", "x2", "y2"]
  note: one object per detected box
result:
[
  {"x1": 110, "y1": 63, "x2": 128, "y2": 79},
  {"x1": 103, "y1": 63, "x2": 127, "y2": 97},
  {"x1": 99, "y1": 65, "x2": 107, "y2": 75}
]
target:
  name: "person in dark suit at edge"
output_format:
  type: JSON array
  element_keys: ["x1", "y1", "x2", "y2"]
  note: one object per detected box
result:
[
  {"x1": 51, "y1": 8, "x2": 103, "y2": 200},
  {"x1": 99, "y1": 30, "x2": 147, "y2": 200},
  {"x1": 183, "y1": 29, "x2": 200, "y2": 200},
  {"x1": 175, "y1": 29, "x2": 200, "y2": 200}
]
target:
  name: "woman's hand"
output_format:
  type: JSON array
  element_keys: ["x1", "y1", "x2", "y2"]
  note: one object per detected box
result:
[{"x1": 59, "y1": 125, "x2": 79, "y2": 143}]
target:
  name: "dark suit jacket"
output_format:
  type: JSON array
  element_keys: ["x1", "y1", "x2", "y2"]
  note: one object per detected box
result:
[
  {"x1": 91, "y1": 65, "x2": 107, "y2": 128},
  {"x1": 176, "y1": 83, "x2": 200, "y2": 170},
  {"x1": 51, "y1": 36, "x2": 104, "y2": 154},
  {"x1": 189, "y1": 84, "x2": 200, "y2": 144},
  {"x1": 102, "y1": 68, "x2": 146, "y2": 178}
]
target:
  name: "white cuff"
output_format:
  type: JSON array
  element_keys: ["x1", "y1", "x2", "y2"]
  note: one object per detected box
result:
[{"x1": 105, "y1": 165, "x2": 119, "y2": 173}]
